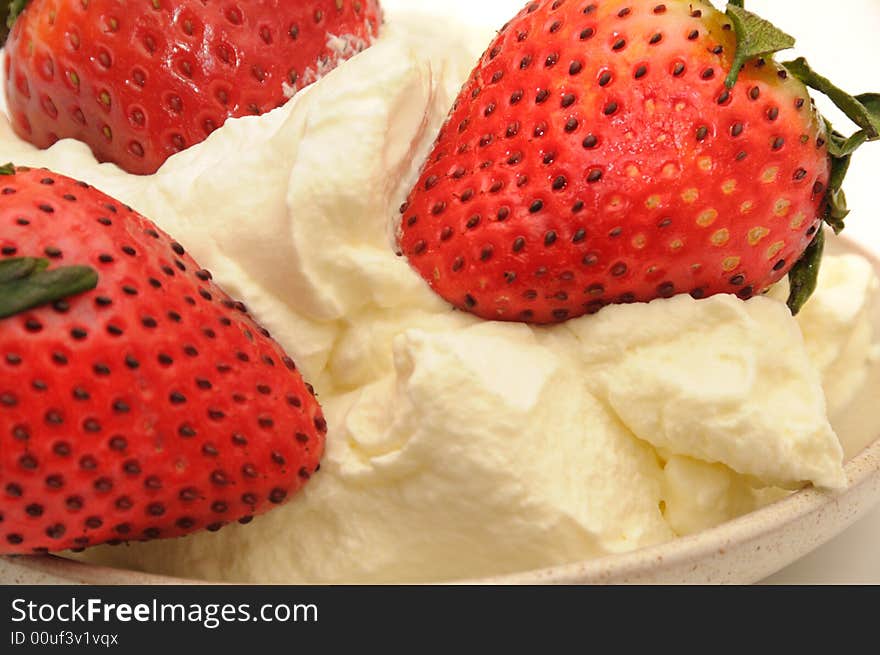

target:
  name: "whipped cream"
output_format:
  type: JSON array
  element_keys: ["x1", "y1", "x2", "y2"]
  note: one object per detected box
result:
[
  {"x1": 566, "y1": 293, "x2": 845, "y2": 490},
  {"x1": 2, "y1": 1, "x2": 876, "y2": 583},
  {"x1": 773, "y1": 256, "x2": 879, "y2": 419}
]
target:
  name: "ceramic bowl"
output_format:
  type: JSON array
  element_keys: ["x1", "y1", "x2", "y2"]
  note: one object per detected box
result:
[{"x1": 1, "y1": 237, "x2": 879, "y2": 585}]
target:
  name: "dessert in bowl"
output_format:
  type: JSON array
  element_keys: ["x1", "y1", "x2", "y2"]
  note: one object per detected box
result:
[{"x1": 0, "y1": 0, "x2": 879, "y2": 584}]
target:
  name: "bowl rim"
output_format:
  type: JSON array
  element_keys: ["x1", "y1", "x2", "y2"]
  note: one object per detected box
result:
[
  {"x1": 478, "y1": 434, "x2": 880, "y2": 584},
  {"x1": 6, "y1": 431, "x2": 878, "y2": 586},
  {"x1": 3, "y1": 236, "x2": 879, "y2": 586}
]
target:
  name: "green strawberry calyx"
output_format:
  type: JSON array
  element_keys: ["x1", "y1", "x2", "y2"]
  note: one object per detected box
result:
[
  {"x1": 0, "y1": 165, "x2": 99, "y2": 319},
  {"x1": 778, "y1": 63, "x2": 880, "y2": 314},
  {"x1": 724, "y1": 3, "x2": 795, "y2": 89},
  {"x1": 0, "y1": 257, "x2": 98, "y2": 319},
  {"x1": 5, "y1": 0, "x2": 26, "y2": 27},
  {"x1": 1, "y1": 0, "x2": 27, "y2": 45},
  {"x1": 723, "y1": 2, "x2": 880, "y2": 314},
  {"x1": 782, "y1": 58, "x2": 880, "y2": 233},
  {"x1": 786, "y1": 229, "x2": 825, "y2": 317}
]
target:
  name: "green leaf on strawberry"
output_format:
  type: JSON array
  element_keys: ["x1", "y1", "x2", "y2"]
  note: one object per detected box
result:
[
  {"x1": 824, "y1": 132, "x2": 853, "y2": 234},
  {"x1": 782, "y1": 58, "x2": 880, "y2": 233},
  {"x1": 0, "y1": 257, "x2": 48, "y2": 283},
  {"x1": 6, "y1": 0, "x2": 27, "y2": 27},
  {"x1": 1, "y1": 0, "x2": 26, "y2": 44},
  {"x1": 725, "y1": 4, "x2": 796, "y2": 88},
  {"x1": 787, "y1": 229, "x2": 825, "y2": 315},
  {"x1": 784, "y1": 58, "x2": 880, "y2": 139},
  {"x1": 0, "y1": 258, "x2": 98, "y2": 319}
]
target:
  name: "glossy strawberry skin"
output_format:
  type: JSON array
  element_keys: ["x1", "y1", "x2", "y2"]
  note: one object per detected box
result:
[
  {"x1": 0, "y1": 167, "x2": 326, "y2": 555},
  {"x1": 399, "y1": 0, "x2": 830, "y2": 324},
  {"x1": 3, "y1": 0, "x2": 382, "y2": 175}
]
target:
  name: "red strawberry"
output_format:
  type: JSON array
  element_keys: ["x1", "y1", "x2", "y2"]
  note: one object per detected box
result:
[
  {"x1": 3, "y1": 0, "x2": 383, "y2": 175},
  {"x1": 398, "y1": 0, "x2": 879, "y2": 324},
  {"x1": 0, "y1": 164, "x2": 326, "y2": 555}
]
